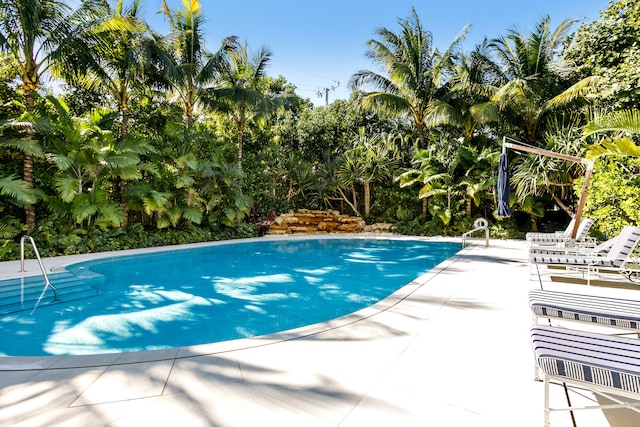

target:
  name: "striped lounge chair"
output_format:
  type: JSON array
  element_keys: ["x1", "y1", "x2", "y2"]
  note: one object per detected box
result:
[
  {"x1": 531, "y1": 326, "x2": 640, "y2": 426},
  {"x1": 529, "y1": 226, "x2": 640, "y2": 285},
  {"x1": 526, "y1": 218, "x2": 575, "y2": 243},
  {"x1": 529, "y1": 289, "x2": 640, "y2": 332},
  {"x1": 528, "y1": 233, "x2": 616, "y2": 259},
  {"x1": 526, "y1": 218, "x2": 594, "y2": 247}
]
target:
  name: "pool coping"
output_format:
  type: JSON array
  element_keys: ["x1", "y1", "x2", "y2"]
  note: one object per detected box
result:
[{"x1": 0, "y1": 234, "x2": 467, "y2": 371}]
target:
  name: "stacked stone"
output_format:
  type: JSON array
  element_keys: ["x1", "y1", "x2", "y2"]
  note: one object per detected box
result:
[{"x1": 268, "y1": 209, "x2": 366, "y2": 234}]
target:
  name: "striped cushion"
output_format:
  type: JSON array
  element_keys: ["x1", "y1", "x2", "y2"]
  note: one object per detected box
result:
[
  {"x1": 575, "y1": 218, "x2": 594, "y2": 241},
  {"x1": 529, "y1": 254, "x2": 617, "y2": 267},
  {"x1": 607, "y1": 226, "x2": 640, "y2": 261},
  {"x1": 529, "y1": 226, "x2": 640, "y2": 268},
  {"x1": 529, "y1": 236, "x2": 615, "y2": 257},
  {"x1": 529, "y1": 289, "x2": 640, "y2": 330},
  {"x1": 526, "y1": 218, "x2": 594, "y2": 244},
  {"x1": 527, "y1": 234, "x2": 573, "y2": 245},
  {"x1": 526, "y1": 219, "x2": 575, "y2": 243},
  {"x1": 532, "y1": 326, "x2": 640, "y2": 395}
]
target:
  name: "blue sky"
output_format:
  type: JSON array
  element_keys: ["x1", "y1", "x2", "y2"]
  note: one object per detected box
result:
[{"x1": 142, "y1": 0, "x2": 608, "y2": 106}]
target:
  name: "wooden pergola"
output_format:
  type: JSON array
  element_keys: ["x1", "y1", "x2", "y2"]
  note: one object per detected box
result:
[{"x1": 502, "y1": 136, "x2": 595, "y2": 239}]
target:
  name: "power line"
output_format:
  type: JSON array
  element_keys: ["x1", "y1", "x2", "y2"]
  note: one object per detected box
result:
[
  {"x1": 317, "y1": 82, "x2": 340, "y2": 106},
  {"x1": 271, "y1": 58, "x2": 337, "y2": 83}
]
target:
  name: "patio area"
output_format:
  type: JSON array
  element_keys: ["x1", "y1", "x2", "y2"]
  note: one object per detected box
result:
[{"x1": 1, "y1": 237, "x2": 639, "y2": 427}]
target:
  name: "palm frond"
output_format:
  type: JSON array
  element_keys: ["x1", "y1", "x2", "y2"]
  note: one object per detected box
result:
[
  {"x1": 181, "y1": 206, "x2": 203, "y2": 224},
  {"x1": 54, "y1": 176, "x2": 82, "y2": 203},
  {"x1": 545, "y1": 76, "x2": 598, "y2": 110},
  {"x1": 71, "y1": 194, "x2": 99, "y2": 222},
  {"x1": 0, "y1": 175, "x2": 37, "y2": 204},
  {"x1": 0, "y1": 138, "x2": 45, "y2": 157},
  {"x1": 586, "y1": 137, "x2": 640, "y2": 159},
  {"x1": 583, "y1": 110, "x2": 640, "y2": 138},
  {"x1": 95, "y1": 202, "x2": 125, "y2": 227},
  {"x1": 425, "y1": 99, "x2": 460, "y2": 127}
]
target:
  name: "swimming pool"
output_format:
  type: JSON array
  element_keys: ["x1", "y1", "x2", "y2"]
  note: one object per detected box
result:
[{"x1": 0, "y1": 237, "x2": 459, "y2": 357}]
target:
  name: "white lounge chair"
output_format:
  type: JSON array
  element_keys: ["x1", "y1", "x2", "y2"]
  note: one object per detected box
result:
[
  {"x1": 528, "y1": 232, "x2": 616, "y2": 258},
  {"x1": 531, "y1": 325, "x2": 640, "y2": 426},
  {"x1": 529, "y1": 225, "x2": 640, "y2": 285},
  {"x1": 526, "y1": 218, "x2": 594, "y2": 247},
  {"x1": 529, "y1": 289, "x2": 640, "y2": 332},
  {"x1": 526, "y1": 218, "x2": 574, "y2": 243}
]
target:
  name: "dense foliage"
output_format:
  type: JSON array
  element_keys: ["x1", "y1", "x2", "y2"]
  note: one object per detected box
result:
[
  {"x1": 1, "y1": 0, "x2": 639, "y2": 260},
  {"x1": 564, "y1": 0, "x2": 640, "y2": 110}
]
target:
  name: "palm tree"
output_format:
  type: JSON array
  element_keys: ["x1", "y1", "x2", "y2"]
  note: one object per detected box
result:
[
  {"x1": 279, "y1": 153, "x2": 315, "y2": 203},
  {"x1": 444, "y1": 40, "x2": 504, "y2": 142},
  {"x1": 509, "y1": 114, "x2": 587, "y2": 221},
  {"x1": 348, "y1": 7, "x2": 468, "y2": 148},
  {"x1": 68, "y1": 0, "x2": 172, "y2": 140},
  {"x1": 203, "y1": 43, "x2": 274, "y2": 169},
  {"x1": 44, "y1": 97, "x2": 149, "y2": 228},
  {"x1": 489, "y1": 16, "x2": 597, "y2": 144},
  {"x1": 161, "y1": 0, "x2": 238, "y2": 127},
  {"x1": 341, "y1": 129, "x2": 400, "y2": 216},
  {"x1": 396, "y1": 139, "x2": 452, "y2": 222},
  {"x1": 0, "y1": 0, "x2": 99, "y2": 231},
  {"x1": 455, "y1": 144, "x2": 497, "y2": 216}
]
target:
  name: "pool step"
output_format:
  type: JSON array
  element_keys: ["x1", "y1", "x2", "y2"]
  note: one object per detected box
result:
[{"x1": 0, "y1": 272, "x2": 102, "y2": 315}]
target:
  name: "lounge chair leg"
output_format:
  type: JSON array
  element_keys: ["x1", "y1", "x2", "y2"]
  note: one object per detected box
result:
[{"x1": 544, "y1": 375, "x2": 551, "y2": 427}]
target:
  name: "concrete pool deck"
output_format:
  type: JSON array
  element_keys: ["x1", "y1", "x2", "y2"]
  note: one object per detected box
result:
[{"x1": 1, "y1": 236, "x2": 640, "y2": 426}]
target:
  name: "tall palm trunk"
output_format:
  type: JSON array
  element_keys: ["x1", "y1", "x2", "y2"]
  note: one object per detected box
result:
[
  {"x1": 237, "y1": 129, "x2": 243, "y2": 170},
  {"x1": 363, "y1": 180, "x2": 371, "y2": 216},
  {"x1": 118, "y1": 101, "x2": 130, "y2": 226},
  {"x1": 236, "y1": 112, "x2": 246, "y2": 169},
  {"x1": 23, "y1": 88, "x2": 37, "y2": 233},
  {"x1": 416, "y1": 122, "x2": 426, "y2": 149}
]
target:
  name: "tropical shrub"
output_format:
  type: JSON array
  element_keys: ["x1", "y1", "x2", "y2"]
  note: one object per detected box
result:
[{"x1": 575, "y1": 157, "x2": 640, "y2": 238}]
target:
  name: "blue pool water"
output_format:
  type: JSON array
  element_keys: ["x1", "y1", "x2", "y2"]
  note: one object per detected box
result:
[{"x1": 0, "y1": 237, "x2": 459, "y2": 357}]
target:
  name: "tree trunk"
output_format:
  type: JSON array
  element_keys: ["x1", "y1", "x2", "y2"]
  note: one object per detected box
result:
[
  {"x1": 530, "y1": 214, "x2": 539, "y2": 232},
  {"x1": 237, "y1": 117, "x2": 245, "y2": 170},
  {"x1": 417, "y1": 122, "x2": 426, "y2": 149},
  {"x1": 237, "y1": 130, "x2": 243, "y2": 169},
  {"x1": 545, "y1": 185, "x2": 574, "y2": 218},
  {"x1": 363, "y1": 181, "x2": 371, "y2": 216},
  {"x1": 335, "y1": 188, "x2": 360, "y2": 216},
  {"x1": 421, "y1": 197, "x2": 427, "y2": 218},
  {"x1": 350, "y1": 185, "x2": 357, "y2": 214},
  {"x1": 121, "y1": 109, "x2": 129, "y2": 139},
  {"x1": 466, "y1": 198, "x2": 472, "y2": 216},
  {"x1": 23, "y1": 153, "x2": 36, "y2": 234},
  {"x1": 24, "y1": 89, "x2": 36, "y2": 234}
]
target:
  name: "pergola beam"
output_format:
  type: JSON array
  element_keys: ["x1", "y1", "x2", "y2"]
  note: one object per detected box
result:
[{"x1": 502, "y1": 137, "x2": 594, "y2": 239}]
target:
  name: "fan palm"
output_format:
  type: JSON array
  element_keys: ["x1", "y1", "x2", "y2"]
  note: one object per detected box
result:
[
  {"x1": 0, "y1": 175, "x2": 37, "y2": 206},
  {"x1": 45, "y1": 97, "x2": 151, "y2": 228}
]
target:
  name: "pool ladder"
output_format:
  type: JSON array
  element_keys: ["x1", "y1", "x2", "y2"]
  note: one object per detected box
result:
[
  {"x1": 20, "y1": 235, "x2": 59, "y2": 302},
  {"x1": 461, "y1": 218, "x2": 489, "y2": 249}
]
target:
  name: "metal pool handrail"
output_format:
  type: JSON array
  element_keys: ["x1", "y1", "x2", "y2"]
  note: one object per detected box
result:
[
  {"x1": 462, "y1": 218, "x2": 489, "y2": 249},
  {"x1": 20, "y1": 235, "x2": 58, "y2": 302}
]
